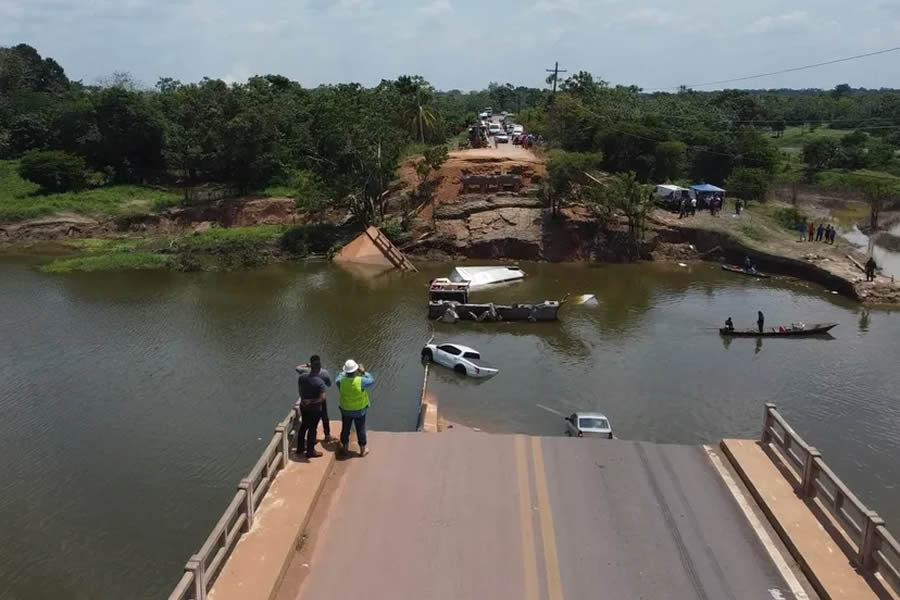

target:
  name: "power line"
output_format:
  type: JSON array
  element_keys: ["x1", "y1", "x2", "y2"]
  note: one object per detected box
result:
[{"x1": 646, "y1": 46, "x2": 900, "y2": 92}]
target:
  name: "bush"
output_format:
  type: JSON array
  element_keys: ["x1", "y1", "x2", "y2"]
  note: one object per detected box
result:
[
  {"x1": 18, "y1": 150, "x2": 89, "y2": 192},
  {"x1": 772, "y1": 207, "x2": 808, "y2": 231},
  {"x1": 379, "y1": 220, "x2": 403, "y2": 244},
  {"x1": 279, "y1": 223, "x2": 342, "y2": 256},
  {"x1": 292, "y1": 170, "x2": 330, "y2": 211}
]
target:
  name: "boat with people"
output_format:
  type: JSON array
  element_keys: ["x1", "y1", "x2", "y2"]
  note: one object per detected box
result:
[
  {"x1": 719, "y1": 322, "x2": 838, "y2": 337},
  {"x1": 721, "y1": 264, "x2": 770, "y2": 278}
]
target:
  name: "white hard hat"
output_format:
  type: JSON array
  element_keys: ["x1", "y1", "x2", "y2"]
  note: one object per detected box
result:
[{"x1": 343, "y1": 359, "x2": 359, "y2": 374}]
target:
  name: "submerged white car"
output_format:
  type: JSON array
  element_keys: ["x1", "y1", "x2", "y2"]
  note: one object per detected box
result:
[
  {"x1": 421, "y1": 343, "x2": 499, "y2": 378},
  {"x1": 564, "y1": 412, "x2": 614, "y2": 439}
]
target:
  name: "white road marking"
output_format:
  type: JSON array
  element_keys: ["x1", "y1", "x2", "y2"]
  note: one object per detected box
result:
[
  {"x1": 536, "y1": 404, "x2": 565, "y2": 417},
  {"x1": 703, "y1": 446, "x2": 810, "y2": 600}
]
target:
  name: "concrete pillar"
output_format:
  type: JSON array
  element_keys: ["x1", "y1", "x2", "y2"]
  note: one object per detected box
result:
[
  {"x1": 761, "y1": 403, "x2": 776, "y2": 443},
  {"x1": 275, "y1": 424, "x2": 288, "y2": 469},
  {"x1": 800, "y1": 447, "x2": 821, "y2": 497},
  {"x1": 860, "y1": 511, "x2": 885, "y2": 571},
  {"x1": 186, "y1": 554, "x2": 207, "y2": 600},
  {"x1": 238, "y1": 479, "x2": 254, "y2": 530}
]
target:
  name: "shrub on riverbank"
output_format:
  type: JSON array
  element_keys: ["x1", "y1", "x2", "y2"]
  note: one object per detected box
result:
[
  {"x1": 42, "y1": 252, "x2": 169, "y2": 273},
  {"x1": 167, "y1": 225, "x2": 286, "y2": 271},
  {"x1": 279, "y1": 223, "x2": 344, "y2": 256}
]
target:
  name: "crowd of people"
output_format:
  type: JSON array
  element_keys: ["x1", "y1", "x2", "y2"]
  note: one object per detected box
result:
[
  {"x1": 294, "y1": 354, "x2": 375, "y2": 459},
  {"x1": 799, "y1": 221, "x2": 837, "y2": 244},
  {"x1": 674, "y1": 193, "x2": 727, "y2": 219}
]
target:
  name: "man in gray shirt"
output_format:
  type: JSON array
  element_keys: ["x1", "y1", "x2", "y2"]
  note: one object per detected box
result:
[{"x1": 295, "y1": 355, "x2": 332, "y2": 457}]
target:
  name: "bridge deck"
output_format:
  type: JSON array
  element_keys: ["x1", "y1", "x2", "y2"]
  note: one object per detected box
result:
[{"x1": 281, "y1": 431, "x2": 799, "y2": 600}]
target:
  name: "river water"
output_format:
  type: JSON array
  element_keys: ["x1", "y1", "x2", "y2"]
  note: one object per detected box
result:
[{"x1": 1, "y1": 256, "x2": 898, "y2": 599}]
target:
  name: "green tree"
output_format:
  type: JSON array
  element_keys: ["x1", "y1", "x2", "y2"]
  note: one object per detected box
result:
[
  {"x1": 653, "y1": 140, "x2": 687, "y2": 182},
  {"x1": 866, "y1": 139, "x2": 895, "y2": 168},
  {"x1": 725, "y1": 167, "x2": 771, "y2": 204},
  {"x1": 88, "y1": 87, "x2": 165, "y2": 182},
  {"x1": 853, "y1": 176, "x2": 898, "y2": 231},
  {"x1": 18, "y1": 149, "x2": 88, "y2": 192},
  {"x1": 802, "y1": 138, "x2": 840, "y2": 171},
  {"x1": 415, "y1": 144, "x2": 448, "y2": 185},
  {"x1": 396, "y1": 75, "x2": 439, "y2": 144},
  {"x1": 603, "y1": 171, "x2": 653, "y2": 243},
  {"x1": 544, "y1": 150, "x2": 604, "y2": 217},
  {"x1": 292, "y1": 170, "x2": 329, "y2": 211}
]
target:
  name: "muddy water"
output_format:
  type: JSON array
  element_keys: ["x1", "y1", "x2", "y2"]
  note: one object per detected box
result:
[
  {"x1": 843, "y1": 222, "x2": 900, "y2": 278},
  {"x1": 1, "y1": 256, "x2": 898, "y2": 599}
]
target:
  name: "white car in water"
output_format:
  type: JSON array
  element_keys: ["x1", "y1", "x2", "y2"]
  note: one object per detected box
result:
[
  {"x1": 564, "y1": 412, "x2": 614, "y2": 439},
  {"x1": 421, "y1": 343, "x2": 499, "y2": 378}
]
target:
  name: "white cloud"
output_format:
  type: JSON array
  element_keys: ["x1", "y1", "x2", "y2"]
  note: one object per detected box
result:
[
  {"x1": 747, "y1": 10, "x2": 809, "y2": 34},
  {"x1": 418, "y1": 0, "x2": 450, "y2": 17},
  {"x1": 530, "y1": 0, "x2": 586, "y2": 16},
  {"x1": 620, "y1": 7, "x2": 680, "y2": 26}
]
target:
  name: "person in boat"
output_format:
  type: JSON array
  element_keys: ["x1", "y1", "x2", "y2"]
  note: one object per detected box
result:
[
  {"x1": 743, "y1": 256, "x2": 756, "y2": 272},
  {"x1": 725, "y1": 317, "x2": 734, "y2": 331},
  {"x1": 757, "y1": 310, "x2": 765, "y2": 333}
]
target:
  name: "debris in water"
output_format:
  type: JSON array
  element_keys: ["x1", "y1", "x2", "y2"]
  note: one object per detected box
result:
[
  {"x1": 678, "y1": 262, "x2": 687, "y2": 267},
  {"x1": 571, "y1": 294, "x2": 598, "y2": 306}
]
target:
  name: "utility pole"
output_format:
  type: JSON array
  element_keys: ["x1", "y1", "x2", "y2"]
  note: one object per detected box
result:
[{"x1": 546, "y1": 61, "x2": 567, "y2": 94}]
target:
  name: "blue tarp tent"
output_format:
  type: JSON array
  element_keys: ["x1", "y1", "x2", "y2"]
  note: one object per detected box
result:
[{"x1": 691, "y1": 184, "x2": 725, "y2": 193}]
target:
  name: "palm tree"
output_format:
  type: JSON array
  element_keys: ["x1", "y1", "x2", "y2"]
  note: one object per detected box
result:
[{"x1": 397, "y1": 75, "x2": 440, "y2": 144}]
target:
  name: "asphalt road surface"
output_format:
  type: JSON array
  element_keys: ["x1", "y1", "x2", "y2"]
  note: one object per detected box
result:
[{"x1": 292, "y1": 431, "x2": 797, "y2": 600}]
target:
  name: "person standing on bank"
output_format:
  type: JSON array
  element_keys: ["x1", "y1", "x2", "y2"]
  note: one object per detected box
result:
[
  {"x1": 336, "y1": 359, "x2": 375, "y2": 457},
  {"x1": 757, "y1": 310, "x2": 765, "y2": 333},
  {"x1": 296, "y1": 355, "x2": 332, "y2": 458}
]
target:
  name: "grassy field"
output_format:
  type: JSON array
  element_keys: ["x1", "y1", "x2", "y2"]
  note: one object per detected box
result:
[
  {"x1": 771, "y1": 126, "x2": 852, "y2": 154},
  {"x1": 0, "y1": 160, "x2": 181, "y2": 222}
]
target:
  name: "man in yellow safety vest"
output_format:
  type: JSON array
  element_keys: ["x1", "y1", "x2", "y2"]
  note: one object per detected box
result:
[{"x1": 336, "y1": 359, "x2": 375, "y2": 457}]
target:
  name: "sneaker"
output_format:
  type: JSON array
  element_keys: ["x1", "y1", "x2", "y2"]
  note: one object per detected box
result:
[
  {"x1": 306, "y1": 450, "x2": 323, "y2": 458},
  {"x1": 359, "y1": 446, "x2": 369, "y2": 457}
]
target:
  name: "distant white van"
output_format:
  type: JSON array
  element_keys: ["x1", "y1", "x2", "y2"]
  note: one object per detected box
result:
[{"x1": 488, "y1": 123, "x2": 502, "y2": 135}]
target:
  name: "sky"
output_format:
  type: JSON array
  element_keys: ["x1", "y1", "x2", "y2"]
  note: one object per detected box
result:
[{"x1": 2, "y1": 0, "x2": 900, "y2": 91}]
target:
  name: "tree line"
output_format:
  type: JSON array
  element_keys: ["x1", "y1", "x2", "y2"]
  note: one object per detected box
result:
[{"x1": 3, "y1": 44, "x2": 900, "y2": 225}]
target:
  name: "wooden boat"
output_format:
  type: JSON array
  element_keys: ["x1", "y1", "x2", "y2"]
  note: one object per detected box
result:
[
  {"x1": 719, "y1": 322, "x2": 838, "y2": 337},
  {"x1": 721, "y1": 264, "x2": 770, "y2": 278}
]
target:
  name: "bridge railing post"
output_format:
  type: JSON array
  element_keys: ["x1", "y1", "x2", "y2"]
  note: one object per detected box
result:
[
  {"x1": 760, "y1": 403, "x2": 776, "y2": 443},
  {"x1": 238, "y1": 478, "x2": 254, "y2": 530},
  {"x1": 275, "y1": 423, "x2": 288, "y2": 469},
  {"x1": 185, "y1": 554, "x2": 207, "y2": 600},
  {"x1": 800, "y1": 447, "x2": 821, "y2": 498},
  {"x1": 860, "y1": 511, "x2": 885, "y2": 571}
]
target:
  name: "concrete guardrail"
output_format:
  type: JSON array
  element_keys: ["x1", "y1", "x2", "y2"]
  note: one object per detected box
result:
[
  {"x1": 761, "y1": 403, "x2": 900, "y2": 594},
  {"x1": 168, "y1": 409, "x2": 296, "y2": 600}
]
